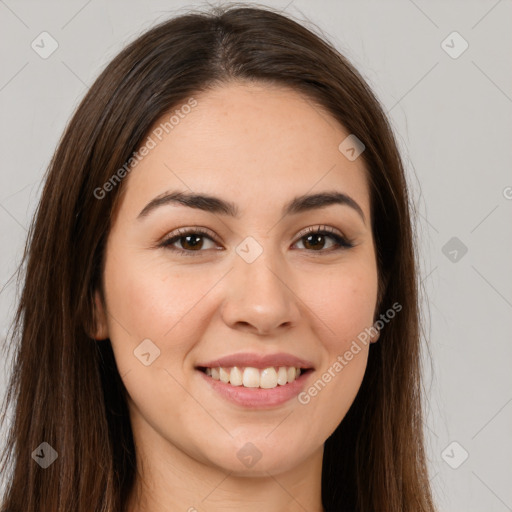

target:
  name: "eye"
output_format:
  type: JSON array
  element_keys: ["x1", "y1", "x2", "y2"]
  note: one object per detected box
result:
[
  {"x1": 159, "y1": 225, "x2": 354, "y2": 256},
  {"x1": 292, "y1": 225, "x2": 354, "y2": 252},
  {"x1": 159, "y1": 227, "x2": 219, "y2": 256}
]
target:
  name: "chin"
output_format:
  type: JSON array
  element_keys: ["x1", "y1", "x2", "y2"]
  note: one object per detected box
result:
[{"x1": 199, "y1": 436, "x2": 314, "y2": 476}]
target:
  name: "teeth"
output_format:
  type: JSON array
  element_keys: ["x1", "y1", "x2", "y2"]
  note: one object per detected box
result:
[
  {"x1": 219, "y1": 367, "x2": 230, "y2": 383},
  {"x1": 243, "y1": 367, "x2": 260, "y2": 388},
  {"x1": 230, "y1": 366, "x2": 243, "y2": 386},
  {"x1": 203, "y1": 365, "x2": 303, "y2": 389},
  {"x1": 260, "y1": 367, "x2": 278, "y2": 389},
  {"x1": 277, "y1": 366, "x2": 288, "y2": 385}
]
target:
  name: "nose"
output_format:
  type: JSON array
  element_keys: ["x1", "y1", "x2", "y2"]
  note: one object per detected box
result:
[{"x1": 220, "y1": 247, "x2": 301, "y2": 336}]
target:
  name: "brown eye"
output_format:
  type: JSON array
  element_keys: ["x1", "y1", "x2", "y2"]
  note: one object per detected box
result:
[
  {"x1": 177, "y1": 234, "x2": 206, "y2": 251},
  {"x1": 303, "y1": 233, "x2": 330, "y2": 250},
  {"x1": 294, "y1": 227, "x2": 354, "y2": 252},
  {"x1": 160, "y1": 228, "x2": 218, "y2": 255},
  {"x1": 159, "y1": 226, "x2": 354, "y2": 257}
]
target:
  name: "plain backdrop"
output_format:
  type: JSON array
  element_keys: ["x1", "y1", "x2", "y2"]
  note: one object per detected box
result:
[{"x1": 1, "y1": 1, "x2": 511, "y2": 511}]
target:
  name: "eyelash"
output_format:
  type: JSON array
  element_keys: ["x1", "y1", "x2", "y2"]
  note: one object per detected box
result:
[{"x1": 158, "y1": 225, "x2": 355, "y2": 257}]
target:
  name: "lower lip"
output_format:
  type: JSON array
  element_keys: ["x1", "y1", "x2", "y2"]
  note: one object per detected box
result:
[{"x1": 197, "y1": 369, "x2": 311, "y2": 409}]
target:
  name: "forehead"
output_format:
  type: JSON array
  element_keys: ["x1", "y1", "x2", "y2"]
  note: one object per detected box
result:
[{"x1": 117, "y1": 81, "x2": 370, "y2": 221}]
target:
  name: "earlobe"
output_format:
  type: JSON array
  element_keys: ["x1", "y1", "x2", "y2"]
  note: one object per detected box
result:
[
  {"x1": 371, "y1": 327, "x2": 380, "y2": 343},
  {"x1": 90, "y1": 289, "x2": 109, "y2": 340}
]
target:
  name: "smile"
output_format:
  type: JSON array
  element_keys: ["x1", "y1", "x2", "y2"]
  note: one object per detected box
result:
[
  {"x1": 195, "y1": 352, "x2": 315, "y2": 408},
  {"x1": 196, "y1": 367, "x2": 314, "y2": 409},
  {"x1": 198, "y1": 365, "x2": 307, "y2": 389}
]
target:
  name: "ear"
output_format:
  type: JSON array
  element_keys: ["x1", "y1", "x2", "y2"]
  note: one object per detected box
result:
[
  {"x1": 370, "y1": 328, "x2": 380, "y2": 344},
  {"x1": 90, "y1": 289, "x2": 109, "y2": 340}
]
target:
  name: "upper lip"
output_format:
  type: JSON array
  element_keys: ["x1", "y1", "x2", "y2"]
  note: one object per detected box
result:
[{"x1": 196, "y1": 352, "x2": 315, "y2": 370}]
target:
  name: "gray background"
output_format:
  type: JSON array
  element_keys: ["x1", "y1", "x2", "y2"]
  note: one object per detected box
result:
[{"x1": 1, "y1": 1, "x2": 511, "y2": 510}]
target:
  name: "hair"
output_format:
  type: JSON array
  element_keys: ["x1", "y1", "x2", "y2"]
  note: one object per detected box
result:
[{"x1": 0, "y1": 3, "x2": 436, "y2": 512}]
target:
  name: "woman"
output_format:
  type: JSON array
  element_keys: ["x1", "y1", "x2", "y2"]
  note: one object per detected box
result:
[{"x1": 0, "y1": 4, "x2": 436, "y2": 511}]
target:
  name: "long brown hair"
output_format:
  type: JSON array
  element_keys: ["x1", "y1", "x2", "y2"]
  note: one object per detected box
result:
[{"x1": 0, "y1": 4, "x2": 436, "y2": 511}]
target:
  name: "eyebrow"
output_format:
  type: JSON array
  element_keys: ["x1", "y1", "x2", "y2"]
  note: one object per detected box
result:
[{"x1": 137, "y1": 190, "x2": 366, "y2": 224}]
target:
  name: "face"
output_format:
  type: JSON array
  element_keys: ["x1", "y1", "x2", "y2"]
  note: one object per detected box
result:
[{"x1": 93, "y1": 81, "x2": 380, "y2": 476}]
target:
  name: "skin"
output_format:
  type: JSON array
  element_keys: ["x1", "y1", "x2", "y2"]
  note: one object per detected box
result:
[{"x1": 93, "y1": 81, "x2": 380, "y2": 512}]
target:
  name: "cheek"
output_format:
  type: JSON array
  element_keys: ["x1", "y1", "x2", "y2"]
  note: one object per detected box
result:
[
  {"x1": 101, "y1": 254, "x2": 215, "y2": 420},
  {"x1": 102, "y1": 249, "x2": 230, "y2": 377},
  {"x1": 104, "y1": 253, "x2": 202, "y2": 338},
  {"x1": 303, "y1": 262, "x2": 378, "y2": 351},
  {"x1": 296, "y1": 267, "x2": 376, "y2": 428}
]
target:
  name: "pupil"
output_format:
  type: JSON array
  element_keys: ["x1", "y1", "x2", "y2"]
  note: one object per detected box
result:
[
  {"x1": 183, "y1": 235, "x2": 202, "y2": 250},
  {"x1": 306, "y1": 234, "x2": 324, "y2": 250}
]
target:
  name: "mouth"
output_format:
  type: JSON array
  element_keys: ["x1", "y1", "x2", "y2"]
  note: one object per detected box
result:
[
  {"x1": 196, "y1": 365, "x2": 314, "y2": 389},
  {"x1": 194, "y1": 352, "x2": 315, "y2": 408}
]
